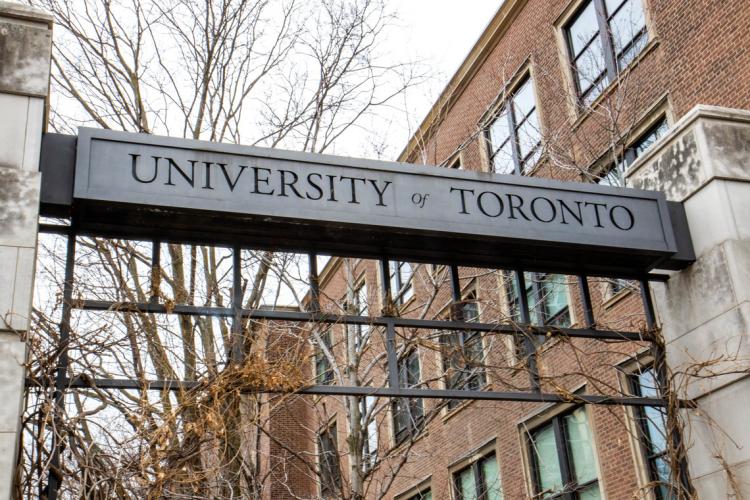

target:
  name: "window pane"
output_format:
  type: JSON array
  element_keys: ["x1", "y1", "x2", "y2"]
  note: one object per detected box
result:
[
  {"x1": 513, "y1": 80, "x2": 536, "y2": 122},
  {"x1": 458, "y1": 467, "x2": 478, "y2": 500},
  {"x1": 604, "y1": 0, "x2": 626, "y2": 14},
  {"x1": 517, "y1": 111, "x2": 542, "y2": 165},
  {"x1": 633, "y1": 119, "x2": 668, "y2": 157},
  {"x1": 362, "y1": 396, "x2": 378, "y2": 467},
  {"x1": 481, "y1": 455, "x2": 504, "y2": 500},
  {"x1": 643, "y1": 406, "x2": 668, "y2": 453},
  {"x1": 637, "y1": 368, "x2": 669, "y2": 454},
  {"x1": 609, "y1": 0, "x2": 647, "y2": 58},
  {"x1": 564, "y1": 408, "x2": 598, "y2": 486},
  {"x1": 579, "y1": 483, "x2": 602, "y2": 500},
  {"x1": 569, "y1": 1, "x2": 600, "y2": 56},
  {"x1": 598, "y1": 162, "x2": 625, "y2": 186},
  {"x1": 581, "y1": 75, "x2": 609, "y2": 106},
  {"x1": 653, "y1": 456, "x2": 676, "y2": 499},
  {"x1": 531, "y1": 424, "x2": 563, "y2": 497},
  {"x1": 489, "y1": 110, "x2": 511, "y2": 147},
  {"x1": 492, "y1": 141, "x2": 515, "y2": 174},
  {"x1": 463, "y1": 301, "x2": 480, "y2": 322},
  {"x1": 542, "y1": 275, "x2": 569, "y2": 323},
  {"x1": 617, "y1": 31, "x2": 648, "y2": 69},
  {"x1": 575, "y1": 39, "x2": 608, "y2": 96}
]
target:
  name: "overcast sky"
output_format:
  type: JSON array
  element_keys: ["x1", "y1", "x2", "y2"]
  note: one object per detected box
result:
[{"x1": 350, "y1": 0, "x2": 501, "y2": 160}]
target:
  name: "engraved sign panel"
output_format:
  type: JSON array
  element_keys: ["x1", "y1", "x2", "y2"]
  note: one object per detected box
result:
[{"x1": 74, "y1": 128, "x2": 678, "y2": 261}]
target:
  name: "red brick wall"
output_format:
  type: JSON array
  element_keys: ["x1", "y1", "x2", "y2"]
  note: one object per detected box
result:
[{"x1": 260, "y1": 0, "x2": 750, "y2": 497}]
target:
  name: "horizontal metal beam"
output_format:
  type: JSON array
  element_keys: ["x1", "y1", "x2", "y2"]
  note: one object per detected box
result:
[
  {"x1": 75, "y1": 299, "x2": 649, "y2": 341},
  {"x1": 25, "y1": 376, "x2": 694, "y2": 408},
  {"x1": 36, "y1": 222, "x2": 672, "y2": 283}
]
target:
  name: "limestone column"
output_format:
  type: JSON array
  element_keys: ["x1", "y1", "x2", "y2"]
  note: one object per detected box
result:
[
  {"x1": 0, "y1": 3, "x2": 53, "y2": 498},
  {"x1": 627, "y1": 105, "x2": 750, "y2": 498}
]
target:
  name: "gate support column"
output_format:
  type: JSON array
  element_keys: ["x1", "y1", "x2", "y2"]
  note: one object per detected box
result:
[
  {"x1": 627, "y1": 105, "x2": 750, "y2": 497},
  {"x1": 0, "y1": 4, "x2": 53, "y2": 498}
]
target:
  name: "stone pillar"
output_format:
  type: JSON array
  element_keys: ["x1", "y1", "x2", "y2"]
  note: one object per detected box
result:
[
  {"x1": 0, "y1": 3, "x2": 53, "y2": 498},
  {"x1": 627, "y1": 105, "x2": 750, "y2": 498}
]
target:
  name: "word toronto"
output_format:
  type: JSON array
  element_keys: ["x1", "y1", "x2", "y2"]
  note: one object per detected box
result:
[{"x1": 129, "y1": 153, "x2": 636, "y2": 231}]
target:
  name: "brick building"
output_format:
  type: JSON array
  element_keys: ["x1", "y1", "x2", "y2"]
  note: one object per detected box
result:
[{"x1": 259, "y1": 0, "x2": 750, "y2": 498}]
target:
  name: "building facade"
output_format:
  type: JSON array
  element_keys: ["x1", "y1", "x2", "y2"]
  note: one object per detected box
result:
[{"x1": 260, "y1": 0, "x2": 750, "y2": 498}]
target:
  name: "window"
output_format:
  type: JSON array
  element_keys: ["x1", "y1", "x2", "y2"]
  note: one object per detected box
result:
[
  {"x1": 346, "y1": 280, "x2": 369, "y2": 349},
  {"x1": 598, "y1": 116, "x2": 668, "y2": 187},
  {"x1": 454, "y1": 452, "x2": 504, "y2": 500},
  {"x1": 506, "y1": 272, "x2": 571, "y2": 328},
  {"x1": 487, "y1": 76, "x2": 542, "y2": 175},
  {"x1": 389, "y1": 261, "x2": 414, "y2": 306},
  {"x1": 318, "y1": 422, "x2": 341, "y2": 498},
  {"x1": 360, "y1": 395, "x2": 378, "y2": 471},
  {"x1": 628, "y1": 366, "x2": 676, "y2": 500},
  {"x1": 441, "y1": 291, "x2": 486, "y2": 408},
  {"x1": 392, "y1": 349, "x2": 425, "y2": 444},
  {"x1": 528, "y1": 407, "x2": 601, "y2": 499},
  {"x1": 314, "y1": 329, "x2": 334, "y2": 385},
  {"x1": 566, "y1": 0, "x2": 648, "y2": 105},
  {"x1": 403, "y1": 488, "x2": 433, "y2": 500}
]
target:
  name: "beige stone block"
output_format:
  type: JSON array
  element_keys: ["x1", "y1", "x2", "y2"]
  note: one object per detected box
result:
[
  {"x1": 684, "y1": 377, "x2": 750, "y2": 485},
  {"x1": 0, "y1": 431, "x2": 19, "y2": 500},
  {"x1": 652, "y1": 244, "x2": 738, "y2": 342},
  {"x1": 0, "y1": 94, "x2": 29, "y2": 169},
  {"x1": 0, "y1": 334, "x2": 24, "y2": 434},
  {"x1": 682, "y1": 180, "x2": 740, "y2": 258},
  {"x1": 701, "y1": 119, "x2": 750, "y2": 181},
  {"x1": 665, "y1": 301, "x2": 750, "y2": 399},
  {"x1": 0, "y1": 246, "x2": 17, "y2": 331},
  {"x1": 726, "y1": 181, "x2": 750, "y2": 242},
  {"x1": 0, "y1": 166, "x2": 40, "y2": 248},
  {"x1": 0, "y1": 94, "x2": 45, "y2": 172},
  {"x1": 724, "y1": 239, "x2": 750, "y2": 307},
  {"x1": 9, "y1": 246, "x2": 35, "y2": 332},
  {"x1": 20, "y1": 96, "x2": 43, "y2": 172},
  {"x1": 691, "y1": 461, "x2": 750, "y2": 500},
  {"x1": 0, "y1": 15, "x2": 52, "y2": 97}
]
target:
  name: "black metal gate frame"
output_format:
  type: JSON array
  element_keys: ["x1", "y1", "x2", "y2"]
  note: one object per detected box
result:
[{"x1": 34, "y1": 221, "x2": 693, "y2": 498}]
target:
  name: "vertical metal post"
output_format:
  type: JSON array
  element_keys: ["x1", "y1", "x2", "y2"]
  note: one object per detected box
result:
[
  {"x1": 308, "y1": 252, "x2": 320, "y2": 313},
  {"x1": 449, "y1": 265, "x2": 463, "y2": 321},
  {"x1": 515, "y1": 270, "x2": 541, "y2": 392},
  {"x1": 379, "y1": 259, "x2": 399, "y2": 389},
  {"x1": 46, "y1": 230, "x2": 76, "y2": 500},
  {"x1": 230, "y1": 245, "x2": 243, "y2": 363},
  {"x1": 149, "y1": 239, "x2": 161, "y2": 305},
  {"x1": 640, "y1": 280, "x2": 694, "y2": 497},
  {"x1": 577, "y1": 275, "x2": 595, "y2": 328}
]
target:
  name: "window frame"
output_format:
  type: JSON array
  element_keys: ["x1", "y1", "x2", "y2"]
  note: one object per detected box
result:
[
  {"x1": 360, "y1": 395, "x2": 379, "y2": 471},
  {"x1": 440, "y1": 288, "x2": 487, "y2": 408},
  {"x1": 449, "y1": 154, "x2": 463, "y2": 170},
  {"x1": 563, "y1": 0, "x2": 650, "y2": 106},
  {"x1": 526, "y1": 405, "x2": 602, "y2": 500},
  {"x1": 343, "y1": 277, "x2": 370, "y2": 349},
  {"x1": 317, "y1": 420, "x2": 342, "y2": 498},
  {"x1": 452, "y1": 451, "x2": 503, "y2": 500},
  {"x1": 505, "y1": 272, "x2": 572, "y2": 327},
  {"x1": 485, "y1": 73, "x2": 543, "y2": 176},
  {"x1": 396, "y1": 483, "x2": 433, "y2": 500},
  {"x1": 389, "y1": 260, "x2": 415, "y2": 307},
  {"x1": 391, "y1": 348, "x2": 426, "y2": 445},
  {"x1": 624, "y1": 361, "x2": 677, "y2": 500},
  {"x1": 314, "y1": 328, "x2": 335, "y2": 385}
]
